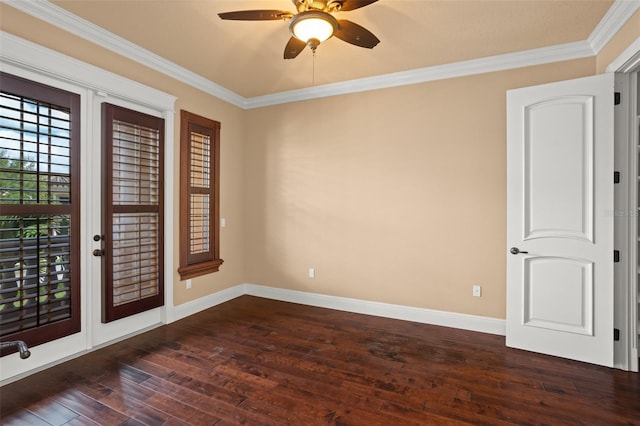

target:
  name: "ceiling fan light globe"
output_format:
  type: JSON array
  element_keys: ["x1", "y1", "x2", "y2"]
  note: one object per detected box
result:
[{"x1": 290, "y1": 11, "x2": 338, "y2": 43}]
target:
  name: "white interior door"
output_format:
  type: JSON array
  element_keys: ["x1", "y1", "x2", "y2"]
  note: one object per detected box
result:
[{"x1": 506, "y1": 73, "x2": 615, "y2": 367}]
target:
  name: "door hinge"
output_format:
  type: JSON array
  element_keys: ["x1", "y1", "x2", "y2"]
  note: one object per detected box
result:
[
  {"x1": 614, "y1": 328, "x2": 620, "y2": 341},
  {"x1": 614, "y1": 92, "x2": 621, "y2": 105},
  {"x1": 614, "y1": 171, "x2": 620, "y2": 184},
  {"x1": 614, "y1": 250, "x2": 620, "y2": 263}
]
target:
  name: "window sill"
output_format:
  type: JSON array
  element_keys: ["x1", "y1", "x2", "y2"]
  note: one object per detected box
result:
[{"x1": 178, "y1": 259, "x2": 224, "y2": 280}]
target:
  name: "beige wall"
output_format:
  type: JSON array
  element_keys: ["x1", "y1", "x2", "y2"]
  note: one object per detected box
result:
[
  {"x1": 0, "y1": 4, "x2": 247, "y2": 306},
  {"x1": 242, "y1": 8, "x2": 639, "y2": 322},
  {"x1": 2, "y1": 3, "x2": 639, "y2": 320},
  {"x1": 244, "y1": 58, "x2": 596, "y2": 319}
]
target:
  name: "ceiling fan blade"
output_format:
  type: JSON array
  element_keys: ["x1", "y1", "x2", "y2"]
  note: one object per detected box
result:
[
  {"x1": 218, "y1": 10, "x2": 293, "y2": 21},
  {"x1": 284, "y1": 36, "x2": 307, "y2": 59},
  {"x1": 334, "y1": 19, "x2": 380, "y2": 49},
  {"x1": 337, "y1": 0, "x2": 378, "y2": 12}
]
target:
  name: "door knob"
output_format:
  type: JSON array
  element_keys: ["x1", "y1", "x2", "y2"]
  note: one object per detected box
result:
[
  {"x1": 510, "y1": 247, "x2": 528, "y2": 255},
  {"x1": 92, "y1": 249, "x2": 105, "y2": 257}
]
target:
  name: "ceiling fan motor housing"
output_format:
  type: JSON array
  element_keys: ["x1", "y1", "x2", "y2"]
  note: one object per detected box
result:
[{"x1": 293, "y1": 0, "x2": 344, "y2": 13}]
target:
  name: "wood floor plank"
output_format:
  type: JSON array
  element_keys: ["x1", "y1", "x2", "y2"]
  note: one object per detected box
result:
[
  {"x1": 140, "y1": 376, "x2": 276, "y2": 425},
  {"x1": 69, "y1": 373, "x2": 187, "y2": 426},
  {"x1": 63, "y1": 417, "x2": 100, "y2": 426},
  {"x1": 1, "y1": 409, "x2": 52, "y2": 426},
  {"x1": 21, "y1": 398, "x2": 80, "y2": 426},
  {"x1": 52, "y1": 389, "x2": 130, "y2": 425},
  {"x1": 2, "y1": 295, "x2": 639, "y2": 425},
  {"x1": 142, "y1": 392, "x2": 221, "y2": 424}
]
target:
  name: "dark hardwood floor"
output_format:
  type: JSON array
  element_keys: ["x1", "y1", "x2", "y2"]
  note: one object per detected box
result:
[{"x1": 1, "y1": 295, "x2": 639, "y2": 425}]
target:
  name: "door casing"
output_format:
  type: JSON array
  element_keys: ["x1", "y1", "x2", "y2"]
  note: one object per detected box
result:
[{"x1": 613, "y1": 71, "x2": 639, "y2": 371}]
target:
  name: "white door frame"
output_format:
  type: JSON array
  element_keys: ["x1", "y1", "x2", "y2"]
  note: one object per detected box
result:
[{"x1": 610, "y1": 38, "x2": 640, "y2": 371}]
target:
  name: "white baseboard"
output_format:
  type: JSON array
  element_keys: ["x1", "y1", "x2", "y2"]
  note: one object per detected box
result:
[
  {"x1": 172, "y1": 283, "x2": 506, "y2": 336},
  {"x1": 244, "y1": 284, "x2": 506, "y2": 336},
  {"x1": 172, "y1": 284, "x2": 245, "y2": 321}
]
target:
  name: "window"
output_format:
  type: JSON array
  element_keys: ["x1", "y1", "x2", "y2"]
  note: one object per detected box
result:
[
  {"x1": 0, "y1": 72, "x2": 81, "y2": 351},
  {"x1": 101, "y1": 103, "x2": 164, "y2": 322},
  {"x1": 178, "y1": 111, "x2": 222, "y2": 279}
]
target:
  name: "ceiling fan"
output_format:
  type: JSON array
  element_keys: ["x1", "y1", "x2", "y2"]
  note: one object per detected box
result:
[{"x1": 218, "y1": 0, "x2": 380, "y2": 59}]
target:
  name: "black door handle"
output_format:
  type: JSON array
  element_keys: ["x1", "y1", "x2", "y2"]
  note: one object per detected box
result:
[
  {"x1": 92, "y1": 249, "x2": 105, "y2": 257},
  {"x1": 510, "y1": 247, "x2": 528, "y2": 255}
]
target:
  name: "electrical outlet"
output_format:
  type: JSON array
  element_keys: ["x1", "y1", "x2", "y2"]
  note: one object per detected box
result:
[
  {"x1": 308, "y1": 268, "x2": 315, "y2": 279},
  {"x1": 472, "y1": 285, "x2": 481, "y2": 297},
  {"x1": 186, "y1": 279, "x2": 192, "y2": 289}
]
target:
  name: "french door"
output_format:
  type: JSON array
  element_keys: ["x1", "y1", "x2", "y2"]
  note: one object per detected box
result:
[
  {"x1": 89, "y1": 97, "x2": 165, "y2": 344},
  {"x1": 0, "y1": 34, "x2": 176, "y2": 381}
]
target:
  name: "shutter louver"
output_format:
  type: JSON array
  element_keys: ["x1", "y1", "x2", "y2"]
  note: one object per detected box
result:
[{"x1": 189, "y1": 132, "x2": 210, "y2": 255}]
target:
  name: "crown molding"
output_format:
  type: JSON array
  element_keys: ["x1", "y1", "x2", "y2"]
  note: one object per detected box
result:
[
  {"x1": 588, "y1": 0, "x2": 640, "y2": 54},
  {"x1": 2, "y1": 0, "x2": 247, "y2": 109},
  {"x1": 2, "y1": 0, "x2": 637, "y2": 110},
  {"x1": 0, "y1": 31, "x2": 177, "y2": 111},
  {"x1": 245, "y1": 40, "x2": 594, "y2": 108}
]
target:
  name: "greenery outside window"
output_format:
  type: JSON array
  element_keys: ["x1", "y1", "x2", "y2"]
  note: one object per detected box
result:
[
  {"x1": 178, "y1": 111, "x2": 222, "y2": 280},
  {"x1": 0, "y1": 72, "x2": 81, "y2": 352}
]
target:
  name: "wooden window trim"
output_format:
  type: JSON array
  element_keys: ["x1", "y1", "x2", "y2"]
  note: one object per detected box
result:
[{"x1": 178, "y1": 110, "x2": 222, "y2": 280}]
